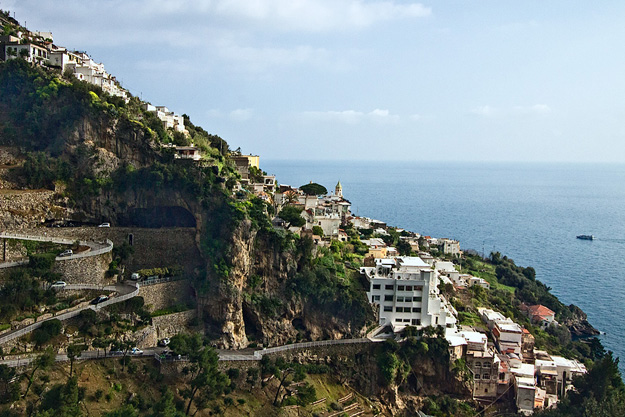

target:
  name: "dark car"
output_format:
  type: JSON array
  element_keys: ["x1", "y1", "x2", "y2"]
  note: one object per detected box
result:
[{"x1": 90, "y1": 295, "x2": 109, "y2": 305}]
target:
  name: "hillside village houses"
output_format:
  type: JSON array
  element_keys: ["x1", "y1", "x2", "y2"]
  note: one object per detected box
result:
[
  {"x1": 142, "y1": 104, "x2": 187, "y2": 134},
  {"x1": 1, "y1": 29, "x2": 128, "y2": 100},
  {"x1": 1, "y1": 24, "x2": 587, "y2": 411}
]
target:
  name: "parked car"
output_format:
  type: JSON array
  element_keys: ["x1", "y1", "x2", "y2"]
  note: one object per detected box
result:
[
  {"x1": 130, "y1": 273, "x2": 140, "y2": 281},
  {"x1": 98, "y1": 222, "x2": 110, "y2": 228},
  {"x1": 131, "y1": 347, "x2": 143, "y2": 355},
  {"x1": 59, "y1": 249, "x2": 73, "y2": 257},
  {"x1": 90, "y1": 295, "x2": 109, "y2": 305},
  {"x1": 158, "y1": 338, "x2": 170, "y2": 347},
  {"x1": 49, "y1": 281, "x2": 67, "y2": 290}
]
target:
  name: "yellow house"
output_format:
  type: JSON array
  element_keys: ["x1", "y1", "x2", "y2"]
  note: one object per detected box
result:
[{"x1": 367, "y1": 246, "x2": 388, "y2": 259}]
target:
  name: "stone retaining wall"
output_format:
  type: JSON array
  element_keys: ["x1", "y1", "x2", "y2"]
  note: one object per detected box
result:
[
  {"x1": 6, "y1": 227, "x2": 203, "y2": 277},
  {"x1": 140, "y1": 280, "x2": 193, "y2": 312},
  {"x1": 151, "y1": 310, "x2": 197, "y2": 339},
  {"x1": 52, "y1": 250, "x2": 113, "y2": 285}
]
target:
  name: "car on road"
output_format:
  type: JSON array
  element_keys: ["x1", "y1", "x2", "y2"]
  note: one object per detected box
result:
[
  {"x1": 49, "y1": 281, "x2": 67, "y2": 290},
  {"x1": 131, "y1": 347, "x2": 143, "y2": 355},
  {"x1": 98, "y1": 222, "x2": 110, "y2": 228},
  {"x1": 59, "y1": 249, "x2": 73, "y2": 257},
  {"x1": 158, "y1": 338, "x2": 170, "y2": 347},
  {"x1": 90, "y1": 295, "x2": 109, "y2": 305}
]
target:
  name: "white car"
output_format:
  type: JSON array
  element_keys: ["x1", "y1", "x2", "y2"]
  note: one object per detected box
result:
[
  {"x1": 131, "y1": 347, "x2": 143, "y2": 355},
  {"x1": 59, "y1": 249, "x2": 73, "y2": 257},
  {"x1": 50, "y1": 281, "x2": 67, "y2": 290},
  {"x1": 98, "y1": 222, "x2": 110, "y2": 228},
  {"x1": 158, "y1": 338, "x2": 170, "y2": 347}
]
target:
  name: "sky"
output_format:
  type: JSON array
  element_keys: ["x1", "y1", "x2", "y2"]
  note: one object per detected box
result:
[{"x1": 3, "y1": 0, "x2": 625, "y2": 162}]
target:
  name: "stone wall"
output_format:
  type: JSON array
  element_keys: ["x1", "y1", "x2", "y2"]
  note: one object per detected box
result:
[
  {"x1": 260, "y1": 341, "x2": 375, "y2": 364},
  {"x1": 0, "y1": 239, "x2": 28, "y2": 262},
  {"x1": 6, "y1": 227, "x2": 203, "y2": 277},
  {"x1": 52, "y1": 250, "x2": 113, "y2": 285},
  {"x1": 151, "y1": 310, "x2": 197, "y2": 339},
  {"x1": 139, "y1": 280, "x2": 193, "y2": 312}
]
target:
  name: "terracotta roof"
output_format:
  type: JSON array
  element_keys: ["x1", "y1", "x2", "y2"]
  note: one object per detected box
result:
[{"x1": 527, "y1": 305, "x2": 555, "y2": 318}]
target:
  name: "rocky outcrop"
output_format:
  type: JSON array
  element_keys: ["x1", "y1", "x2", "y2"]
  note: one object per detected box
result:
[{"x1": 565, "y1": 304, "x2": 600, "y2": 337}]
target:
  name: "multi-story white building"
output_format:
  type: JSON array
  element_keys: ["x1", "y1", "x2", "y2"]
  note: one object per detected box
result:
[
  {"x1": 363, "y1": 256, "x2": 457, "y2": 332},
  {"x1": 142, "y1": 104, "x2": 186, "y2": 133}
]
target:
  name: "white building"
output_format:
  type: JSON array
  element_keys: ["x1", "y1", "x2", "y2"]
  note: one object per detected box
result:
[
  {"x1": 363, "y1": 257, "x2": 457, "y2": 332},
  {"x1": 440, "y1": 238, "x2": 461, "y2": 256},
  {"x1": 142, "y1": 103, "x2": 187, "y2": 133}
]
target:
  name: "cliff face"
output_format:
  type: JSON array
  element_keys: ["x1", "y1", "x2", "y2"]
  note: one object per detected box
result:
[
  {"x1": 201, "y1": 221, "x2": 366, "y2": 349},
  {"x1": 1, "y1": 61, "x2": 369, "y2": 350}
]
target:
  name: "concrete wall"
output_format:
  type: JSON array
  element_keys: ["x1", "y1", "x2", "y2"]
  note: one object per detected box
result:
[{"x1": 140, "y1": 280, "x2": 193, "y2": 312}]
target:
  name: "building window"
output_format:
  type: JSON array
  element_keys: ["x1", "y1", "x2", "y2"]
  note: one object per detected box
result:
[
  {"x1": 475, "y1": 362, "x2": 481, "y2": 368},
  {"x1": 385, "y1": 285, "x2": 393, "y2": 290},
  {"x1": 383, "y1": 306, "x2": 392, "y2": 312},
  {"x1": 396, "y1": 307, "x2": 403, "y2": 313},
  {"x1": 483, "y1": 374, "x2": 489, "y2": 380},
  {"x1": 395, "y1": 318, "x2": 402, "y2": 322},
  {"x1": 483, "y1": 362, "x2": 490, "y2": 368},
  {"x1": 414, "y1": 297, "x2": 422, "y2": 302},
  {"x1": 384, "y1": 295, "x2": 393, "y2": 302},
  {"x1": 396, "y1": 296, "x2": 404, "y2": 302},
  {"x1": 372, "y1": 295, "x2": 380, "y2": 302},
  {"x1": 404, "y1": 297, "x2": 412, "y2": 302},
  {"x1": 398, "y1": 285, "x2": 405, "y2": 291},
  {"x1": 474, "y1": 374, "x2": 481, "y2": 380},
  {"x1": 406, "y1": 286, "x2": 413, "y2": 291},
  {"x1": 372, "y1": 284, "x2": 381, "y2": 290},
  {"x1": 415, "y1": 286, "x2": 423, "y2": 291},
  {"x1": 412, "y1": 307, "x2": 421, "y2": 313}
]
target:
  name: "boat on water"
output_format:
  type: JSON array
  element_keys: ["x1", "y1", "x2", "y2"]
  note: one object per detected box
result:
[{"x1": 576, "y1": 235, "x2": 595, "y2": 240}]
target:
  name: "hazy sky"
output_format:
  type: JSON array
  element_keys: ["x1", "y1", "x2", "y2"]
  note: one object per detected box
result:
[{"x1": 4, "y1": 1, "x2": 625, "y2": 162}]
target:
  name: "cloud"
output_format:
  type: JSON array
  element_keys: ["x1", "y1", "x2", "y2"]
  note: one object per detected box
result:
[
  {"x1": 471, "y1": 105, "x2": 497, "y2": 117},
  {"x1": 229, "y1": 108, "x2": 255, "y2": 121},
  {"x1": 215, "y1": 41, "x2": 347, "y2": 73},
  {"x1": 206, "y1": 109, "x2": 224, "y2": 118},
  {"x1": 299, "y1": 109, "x2": 399, "y2": 124},
  {"x1": 218, "y1": 0, "x2": 431, "y2": 32}
]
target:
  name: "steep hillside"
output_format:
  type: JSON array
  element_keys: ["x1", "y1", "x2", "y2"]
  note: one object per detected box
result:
[{"x1": 0, "y1": 58, "x2": 373, "y2": 349}]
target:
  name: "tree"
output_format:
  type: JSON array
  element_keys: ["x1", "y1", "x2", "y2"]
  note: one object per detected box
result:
[
  {"x1": 32, "y1": 319, "x2": 63, "y2": 347},
  {"x1": 111, "y1": 340, "x2": 134, "y2": 372},
  {"x1": 278, "y1": 205, "x2": 305, "y2": 228},
  {"x1": 66, "y1": 344, "x2": 85, "y2": 377},
  {"x1": 396, "y1": 239, "x2": 412, "y2": 256},
  {"x1": 103, "y1": 405, "x2": 139, "y2": 417},
  {"x1": 151, "y1": 388, "x2": 183, "y2": 417},
  {"x1": 312, "y1": 225, "x2": 324, "y2": 236},
  {"x1": 24, "y1": 348, "x2": 55, "y2": 398},
  {"x1": 57, "y1": 376, "x2": 82, "y2": 417},
  {"x1": 92, "y1": 338, "x2": 112, "y2": 359},
  {"x1": 0, "y1": 365, "x2": 19, "y2": 403},
  {"x1": 299, "y1": 183, "x2": 327, "y2": 196},
  {"x1": 169, "y1": 334, "x2": 229, "y2": 415}
]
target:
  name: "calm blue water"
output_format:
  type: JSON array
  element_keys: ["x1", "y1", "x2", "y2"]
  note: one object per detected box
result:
[{"x1": 264, "y1": 160, "x2": 625, "y2": 371}]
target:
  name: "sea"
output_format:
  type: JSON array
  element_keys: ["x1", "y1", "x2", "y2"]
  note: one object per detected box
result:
[{"x1": 263, "y1": 160, "x2": 625, "y2": 372}]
